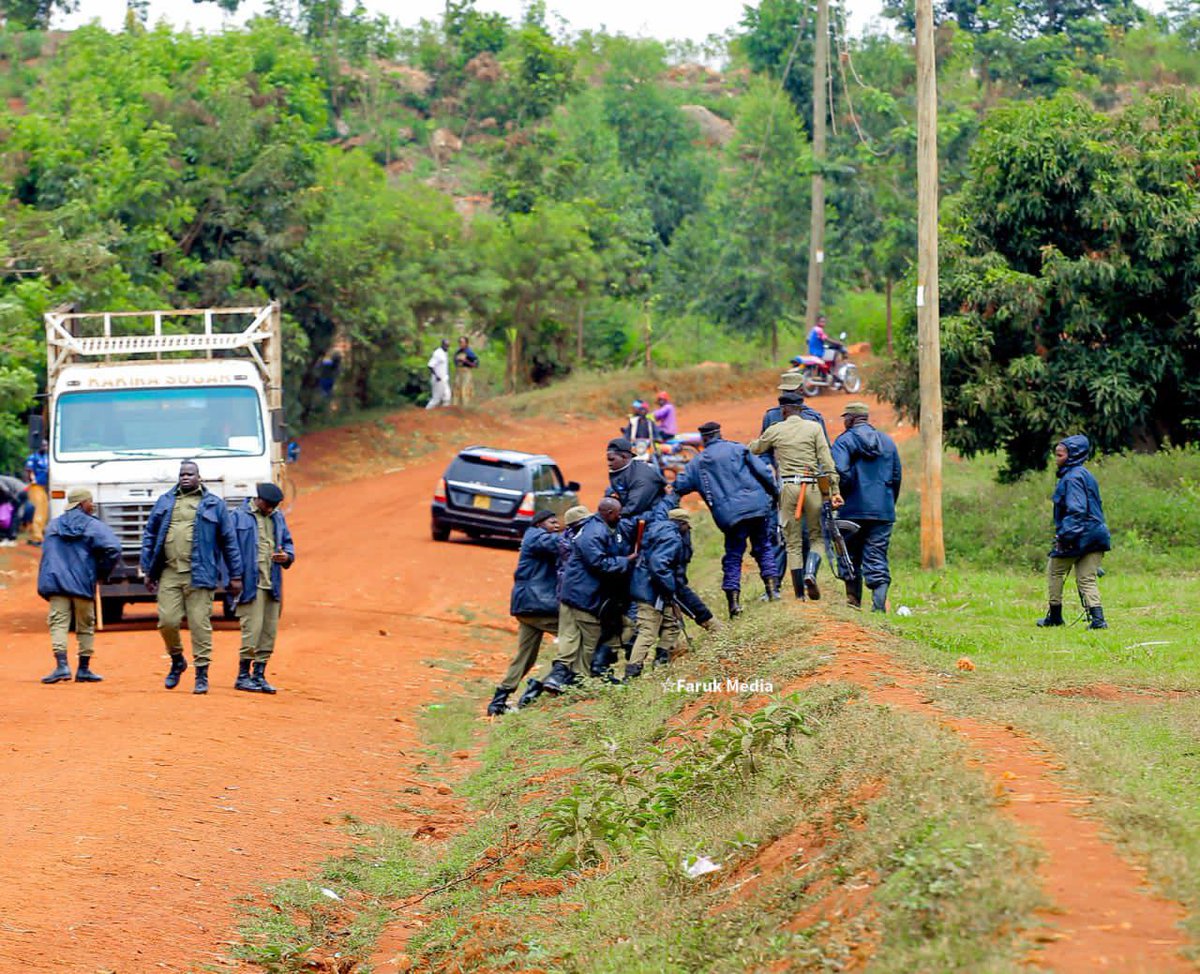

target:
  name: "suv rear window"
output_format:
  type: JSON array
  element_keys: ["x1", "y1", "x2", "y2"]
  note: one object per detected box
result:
[{"x1": 446, "y1": 456, "x2": 530, "y2": 489}]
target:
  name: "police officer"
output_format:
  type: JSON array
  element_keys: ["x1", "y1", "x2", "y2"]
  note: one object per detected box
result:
[
  {"x1": 762, "y1": 376, "x2": 829, "y2": 440},
  {"x1": 831, "y1": 402, "x2": 902, "y2": 612},
  {"x1": 229, "y1": 482, "x2": 295, "y2": 693},
  {"x1": 749, "y1": 402, "x2": 842, "y2": 600},
  {"x1": 488, "y1": 509, "x2": 561, "y2": 715},
  {"x1": 37, "y1": 488, "x2": 121, "y2": 684},
  {"x1": 674, "y1": 421, "x2": 780, "y2": 617},
  {"x1": 625, "y1": 509, "x2": 690, "y2": 680},
  {"x1": 141, "y1": 460, "x2": 243, "y2": 694},
  {"x1": 541, "y1": 497, "x2": 633, "y2": 696},
  {"x1": 605, "y1": 437, "x2": 674, "y2": 532}
]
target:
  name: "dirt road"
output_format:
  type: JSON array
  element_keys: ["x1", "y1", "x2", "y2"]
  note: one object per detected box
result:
[{"x1": 0, "y1": 385, "x2": 851, "y2": 972}]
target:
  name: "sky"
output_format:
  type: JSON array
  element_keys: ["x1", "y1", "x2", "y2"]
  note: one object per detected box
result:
[{"x1": 60, "y1": 0, "x2": 890, "y2": 44}]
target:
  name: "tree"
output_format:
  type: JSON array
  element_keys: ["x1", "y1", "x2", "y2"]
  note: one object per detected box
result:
[{"x1": 880, "y1": 91, "x2": 1200, "y2": 478}]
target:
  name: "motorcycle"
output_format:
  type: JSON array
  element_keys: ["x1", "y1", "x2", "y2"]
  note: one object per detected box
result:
[
  {"x1": 791, "y1": 331, "x2": 862, "y2": 397},
  {"x1": 632, "y1": 432, "x2": 703, "y2": 483}
]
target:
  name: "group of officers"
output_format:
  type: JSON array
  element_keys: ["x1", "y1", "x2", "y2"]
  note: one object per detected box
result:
[
  {"x1": 487, "y1": 371, "x2": 903, "y2": 715},
  {"x1": 33, "y1": 461, "x2": 295, "y2": 695}
]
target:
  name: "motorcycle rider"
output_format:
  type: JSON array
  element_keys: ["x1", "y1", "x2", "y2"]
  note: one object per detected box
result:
[{"x1": 651, "y1": 391, "x2": 678, "y2": 437}]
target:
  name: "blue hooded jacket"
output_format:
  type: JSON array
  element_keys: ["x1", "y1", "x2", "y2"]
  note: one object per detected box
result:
[
  {"x1": 1052, "y1": 435, "x2": 1111, "y2": 557},
  {"x1": 229, "y1": 500, "x2": 295, "y2": 603},
  {"x1": 510, "y1": 525, "x2": 561, "y2": 617},
  {"x1": 630, "y1": 519, "x2": 685, "y2": 607},
  {"x1": 560, "y1": 515, "x2": 631, "y2": 616},
  {"x1": 831, "y1": 423, "x2": 903, "y2": 522},
  {"x1": 37, "y1": 506, "x2": 122, "y2": 600},
  {"x1": 141, "y1": 487, "x2": 243, "y2": 588},
  {"x1": 673, "y1": 438, "x2": 777, "y2": 531}
]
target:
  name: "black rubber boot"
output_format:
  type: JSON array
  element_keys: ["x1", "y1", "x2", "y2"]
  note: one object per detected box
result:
[
  {"x1": 870, "y1": 583, "x2": 889, "y2": 613},
  {"x1": 653, "y1": 646, "x2": 671, "y2": 667},
  {"x1": 1087, "y1": 606, "x2": 1108, "y2": 630},
  {"x1": 763, "y1": 575, "x2": 782, "y2": 602},
  {"x1": 542, "y1": 661, "x2": 574, "y2": 695},
  {"x1": 1036, "y1": 604, "x2": 1065, "y2": 628},
  {"x1": 790, "y1": 569, "x2": 806, "y2": 600},
  {"x1": 252, "y1": 661, "x2": 276, "y2": 694},
  {"x1": 74, "y1": 656, "x2": 103, "y2": 683},
  {"x1": 193, "y1": 664, "x2": 209, "y2": 695},
  {"x1": 235, "y1": 658, "x2": 259, "y2": 692},
  {"x1": 624, "y1": 662, "x2": 644, "y2": 681},
  {"x1": 517, "y1": 678, "x2": 543, "y2": 708},
  {"x1": 164, "y1": 653, "x2": 187, "y2": 689},
  {"x1": 845, "y1": 577, "x2": 863, "y2": 609},
  {"x1": 725, "y1": 589, "x2": 742, "y2": 619},
  {"x1": 486, "y1": 686, "x2": 512, "y2": 716},
  {"x1": 42, "y1": 652, "x2": 72, "y2": 684},
  {"x1": 803, "y1": 552, "x2": 822, "y2": 601},
  {"x1": 590, "y1": 644, "x2": 617, "y2": 678}
]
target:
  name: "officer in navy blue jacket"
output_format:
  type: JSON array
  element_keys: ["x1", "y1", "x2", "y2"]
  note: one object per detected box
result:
[
  {"x1": 229, "y1": 483, "x2": 295, "y2": 694},
  {"x1": 542, "y1": 497, "x2": 634, "y2": 695},
  {"x1": 1037, "y1": 434, "x2": 1112, "y2": 630},
  {"x1": 488, "y1": 510, "x2": 562, "y2": 715},
  {"x1": 141, "y1": 460, "x2": 243, "y2": 694},
  {"x1": 604, "y1": 437, "x2": 675, "y2": 534},
  {"x1": 37, "y1": 488, "x2": 121, "y2": 684},
  {"x1": 674, "y1": 421, "x2": 781, "y2": 617},
  {"x1": 831, "y1": 402, "x2": 902, "y2": 612}
]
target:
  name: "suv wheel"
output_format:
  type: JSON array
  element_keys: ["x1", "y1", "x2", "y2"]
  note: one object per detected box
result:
[{"x1": 432, "y1": 520, "x2": 451, "y2": 542}]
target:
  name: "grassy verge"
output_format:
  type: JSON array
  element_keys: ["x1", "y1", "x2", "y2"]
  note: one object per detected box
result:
[
  {"x1": 231, "y1": 548, "x2": 1042, "y2": 971},
  {"x1": 874, "y1": 440, "x2": 1200, "y2": 948}
]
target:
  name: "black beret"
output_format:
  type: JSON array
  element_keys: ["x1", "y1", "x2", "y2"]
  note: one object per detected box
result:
[
  {"x1": 698, "y1": 421, "x2": 721, "y2": 436},
  {"x1": 256, "y1": 482, "x2": 285, "y2": 505},
  {"x1": 531, "y1": 509, "x2": 556, "y2": 526},
  {"x1": 778, "y1": 392, "x2": 806, "y2": 406},
  {"x1": 607, "y1": 437, "x2": 633, "y2": 454}
]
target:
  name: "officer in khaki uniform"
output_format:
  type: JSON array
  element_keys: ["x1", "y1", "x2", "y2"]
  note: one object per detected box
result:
[
  {"x1": 141, "y1": 461, "x2": 243, "y2": 694},
  {"x1": 230, "y1": 482, "x2": 295, "y2": 694},
  {"x1": 749, "y1": 402, "x2": 842, "y2": 601},
  {"x1": 37, "y1": 488, "x2": 121, "y2": 684}
]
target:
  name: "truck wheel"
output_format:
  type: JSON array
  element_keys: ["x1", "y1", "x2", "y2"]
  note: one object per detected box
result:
[
  {"x1": 101, "y1": 598, "x2": 125, "y2": 625},
  {"x1": 432, "y1": 520, "x2": 451, "y2": 542}
]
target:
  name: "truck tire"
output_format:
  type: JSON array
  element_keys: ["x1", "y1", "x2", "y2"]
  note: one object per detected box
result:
[{"x1": 101, "y1": 598, "x2": 125, "y2": 625}]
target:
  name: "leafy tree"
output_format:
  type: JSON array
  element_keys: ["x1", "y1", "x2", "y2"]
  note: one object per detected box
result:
[{"x1": 881, "y1": 91, "x2": 1200, "y2": 478}]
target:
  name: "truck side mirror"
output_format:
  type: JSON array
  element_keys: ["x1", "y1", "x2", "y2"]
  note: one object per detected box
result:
[
  {"x1": 28, "y1": 415, "x2": 45, "y2": 453},
  {"x1": 271, "y1": 408, "x2": 286, "y2": 443}
]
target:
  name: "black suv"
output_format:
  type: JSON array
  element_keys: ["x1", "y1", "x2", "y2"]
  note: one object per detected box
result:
[{"x1": 431, "y1": 447, "x2": 581, "y2": 542}]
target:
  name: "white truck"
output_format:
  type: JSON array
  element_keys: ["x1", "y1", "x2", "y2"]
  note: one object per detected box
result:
[{"x1": 43, "y1": 303, "x2": 286, "y2": 623}]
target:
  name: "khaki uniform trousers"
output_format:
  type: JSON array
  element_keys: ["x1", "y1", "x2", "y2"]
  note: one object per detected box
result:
[
  {"x1": 237, "y1": 590, "x2": 281, "y2": 663},
  {"x1": 500, "y1": 614, "x2": 558, "y2": 690},
  {"x1": 539, "y1": 603, "x2": 603, "y2": 678},
  {"x1": 779, "y1": 482, "x2": 824, "y2": 564},
  {"x1": 28, "y1": 484, "x2": 48, "y2": 542},
  {"x1": 156, "y1": 566, "x2": 215, "y2": 665},
  {"x1": 1047, "y1": 551, "x2": 1104, "y2": 609},
  {"x1": 627, "y1": 601, "x2": 681, "y2": 671},
  {"x1": 48, "y1": 595, "x2": 95, "y2": 657}
]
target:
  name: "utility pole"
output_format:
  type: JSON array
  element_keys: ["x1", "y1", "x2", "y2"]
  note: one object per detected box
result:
[
  {"x1": 806, "y1": 0, "x2": 829, "y2": 332},
  {"x1": 915, "y1": 0, "x2": 945, "y2": 569}
]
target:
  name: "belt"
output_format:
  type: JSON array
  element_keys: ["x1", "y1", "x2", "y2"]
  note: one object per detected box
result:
[{"x1": 779, "y1": 475, "x2": 817, "y2": 484}]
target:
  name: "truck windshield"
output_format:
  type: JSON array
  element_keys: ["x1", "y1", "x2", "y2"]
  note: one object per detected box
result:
[{"x1": 55, "y1": 387, "x2": 264, "y2": 458}]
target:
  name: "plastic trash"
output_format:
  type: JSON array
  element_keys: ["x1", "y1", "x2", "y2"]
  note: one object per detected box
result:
[
  {"x1": 320, "y1": 887, "x2": 342, "y2": 901},
  {"x1": 896, "y1": 605, "x2": 913, "y2": 617},
  {"x1": 682, "y1": 855, "x2": 722, "y2": 878}
]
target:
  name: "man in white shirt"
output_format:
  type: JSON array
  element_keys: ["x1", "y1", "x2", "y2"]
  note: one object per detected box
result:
[{"x1": 426, "y1": 338, "x2": 451, "y2": 409}]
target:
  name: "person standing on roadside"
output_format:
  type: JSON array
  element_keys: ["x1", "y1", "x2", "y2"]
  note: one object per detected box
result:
[
  {"x1": 141, "y1": 460, "x2": 243, "y2": 695},
  {"x1": 24, "y1": 438, "x2": 49, "y2": 546},
  {"x1": 652, "y1": 392, "x2": 678, "y2": 437},
  {"x1": 1037, "y1": 435, "x2": 1111, "y2": 630},
  {"x1": 426, "y1": 338, "x2": 451, "y2": 409},
  {"x1": 831, "y1": 402, "x2": 902, "y2": 612},
  {"x1": 452, "y1": 336, "x2": 480, "y2": 406},
  {"x1": 229, "y1": 483, "x2": 295, "y2": 694},
  {"x1": 673, "y1": 421, "x2": 781, "y2": 617},
  {"x1": 749, "y1": 402, "x2": 842, "y2": 601},
  {"x1": 37, "y1": 488, "x2": 121, "y2": 684},
  {"x1": 488, "y1": 510, "x2": 561, "y2": 716}
]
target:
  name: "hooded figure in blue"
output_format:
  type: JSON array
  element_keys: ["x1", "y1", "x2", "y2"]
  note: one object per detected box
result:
[
  {"x1": 831, "y1": 402, "x2": 902, "y2": 612},
  {"x1": 673, "y1": 420, "x2": 781, "y2": 616},
  {"x1": 37, "y1": 487, "x2": 122, "y2": 684},
  {"x1": 229, "y1": 482, "x2": 296, "y2": 694},
  {"x1": 1037, "y1": 435, "x2": 1111, "y2": 630}
]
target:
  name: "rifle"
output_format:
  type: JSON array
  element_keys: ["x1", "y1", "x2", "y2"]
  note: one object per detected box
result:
[
  {"x1": 632, "y1": 518, "x2": 647, "y2": 556},
  {"x1": 671, "y1": 600, "x2": 694, "y2": 655}
]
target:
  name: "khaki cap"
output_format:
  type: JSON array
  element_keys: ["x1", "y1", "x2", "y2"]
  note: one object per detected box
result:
[
  {"x1": 66, "y1": 487, "x2": 92, "y2": 507},
  {"x1": 842, "y1": 401, "x2": 870, "y2": 417},
  {"x1": 563, "y1": 505, "x2": 591, "y2": 526},
  {"x1": 777, "y1": 372, "x2": 805, "y2": 391},
  {"x1": 667, "y1": 508, "x2": 692, "y2": 524}
]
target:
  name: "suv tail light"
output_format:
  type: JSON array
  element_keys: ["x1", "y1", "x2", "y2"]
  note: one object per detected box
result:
[
  {"x1": 434, "y1": 478, "x2": 447, "y2": 504},
  {"x1": 517, "y1": 492, "x2": 535, "y2": 517}
]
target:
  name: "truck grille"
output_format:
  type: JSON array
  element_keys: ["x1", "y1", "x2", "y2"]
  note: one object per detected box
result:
[{"x1": 97, "y1": 501, "x2": 154, "y2": 551}]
